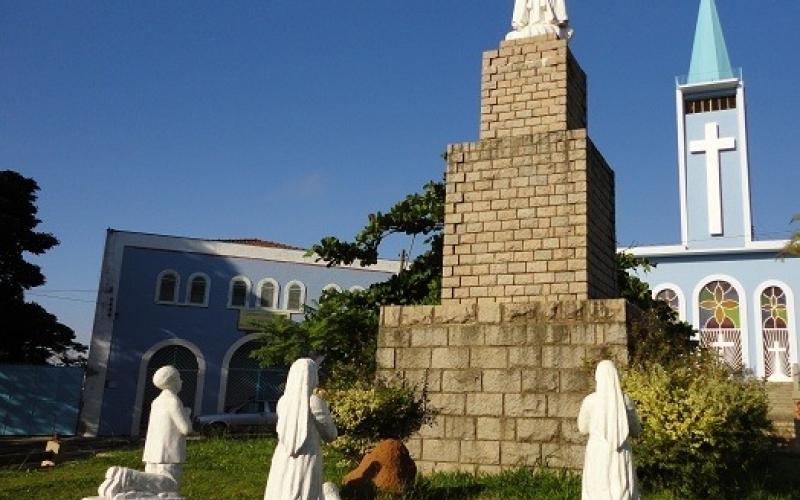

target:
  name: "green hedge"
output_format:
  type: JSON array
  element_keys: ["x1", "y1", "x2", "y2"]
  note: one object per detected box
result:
[
  {"x1": 624, "y1": 358, "x2": 771, "y2": 498},
  {"x1": 323, "y1": 378, "x2": 434, "y2": 460}
]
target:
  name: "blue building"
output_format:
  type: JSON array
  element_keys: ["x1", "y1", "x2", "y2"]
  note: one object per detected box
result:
[
  {"x1": 629, "y1": 0, "x2": 798, "y2": 381},
  {"x1": 79, "y1": 230, "x2": 399, "y2": 436}
]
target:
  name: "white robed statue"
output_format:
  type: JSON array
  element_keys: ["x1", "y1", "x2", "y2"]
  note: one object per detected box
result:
[
  {"x1": 577, "y1": 360, "x2": 642, "y2": 500},
  {"x1": 88, "y1": 366, "x2": 192, "y2": 500},
  {"x1": 506, "y1": 0, "x2": 573, "y2": 41},
  {"x1": 264, "y1": 358, "x2": 340, "y2": 500}
]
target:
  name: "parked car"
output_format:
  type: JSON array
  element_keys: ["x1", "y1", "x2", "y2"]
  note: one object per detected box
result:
[{"x1": 195, "y1": 400, "x2": 277, "y2": 434}]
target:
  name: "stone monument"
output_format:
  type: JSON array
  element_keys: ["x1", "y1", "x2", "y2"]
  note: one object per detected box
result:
[
  {"x1": 375, "y1": 1, "x2": 632, "y2": 474},
  {"x1": 86, "y1": 366, "x2": 191, "y2": 500}
]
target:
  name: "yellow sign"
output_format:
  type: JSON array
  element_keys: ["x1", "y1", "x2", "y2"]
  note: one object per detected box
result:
[{"x1": 238, "y1": 309, "x2": 290, "y2": 331}]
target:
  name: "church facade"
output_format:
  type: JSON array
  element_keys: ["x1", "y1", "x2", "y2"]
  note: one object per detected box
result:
[
  {"x1": 629, "y1": 0, "x2": 798, "y2": 381},
  {"x1": 79, "y1": 230, "x2": 399, "y2": 436}
]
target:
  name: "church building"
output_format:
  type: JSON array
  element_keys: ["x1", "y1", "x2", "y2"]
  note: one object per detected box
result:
[{"x1": 629, "y1": 0, "x2": 799, "y2": 382}]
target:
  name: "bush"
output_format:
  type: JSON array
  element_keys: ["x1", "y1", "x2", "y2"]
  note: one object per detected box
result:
[
  {"x1": 624, "y1": 358, "x2": 771, "y2": 498},
  {"x1": 323, "y1": 378, "x2": 435, "y2": 460}
]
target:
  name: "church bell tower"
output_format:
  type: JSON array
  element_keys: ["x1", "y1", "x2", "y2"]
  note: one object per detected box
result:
[{"x1": 677, "y1": 0, "x2": 753, "y2": 249}]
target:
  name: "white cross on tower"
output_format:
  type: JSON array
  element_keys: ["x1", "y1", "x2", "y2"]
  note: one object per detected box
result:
[
  {"x1": 767, "y1": 340, "x2": 790, "y2": 382},
  {"x1": 689, "y1": 122, "x2": 736, "y2": 236}
]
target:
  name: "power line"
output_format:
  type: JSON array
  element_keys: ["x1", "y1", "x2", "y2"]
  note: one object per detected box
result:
[{"x1": 26, "y1": 292, "x2": 96, "y2": 304}]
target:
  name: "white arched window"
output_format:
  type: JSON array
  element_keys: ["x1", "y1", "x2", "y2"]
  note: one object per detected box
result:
[
  {"x1": 257, "y1": 278, "x2": 279, "y2": 309},
  {"x1": 228, "y1": 276, "x2": 251, "y2": 308},
  {"x1": 349, "y1": 285, "x2": 366, "y2": 293},
  {"x1": 155, "y1": 270, "x2": 179, "y2": 304},
  {"x1": 754, "y1": 281, "x2": 795, "y2": 382},
  {"x1": 322, "y1": 284, "x2": 342, "y2": 294},
  {"x1": 652, "y1": 283, "x2": 685, "y2": 321},
  {"x1": 284, "y1": 281, "x2": 306, "y2": 312},
  {"x1": 186, "y1": 273, "x2": 210, "y2": 307},
  {"x1": 694, "y1": 276, "x2": 747, "y2": 370}
]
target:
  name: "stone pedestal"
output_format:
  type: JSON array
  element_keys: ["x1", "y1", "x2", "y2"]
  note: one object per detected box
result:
[
  {"x1": 377, "y1": 34, "x2": 627, "y2": 474},
  {"x1": 441, "y1": 35, "x2": 616, "y2": 305},
  {"x1": 377, "y1": 300, "x2": 632, "y2": 473}
]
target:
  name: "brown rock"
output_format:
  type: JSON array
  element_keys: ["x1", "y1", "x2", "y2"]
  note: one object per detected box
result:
[{"x1": 342, "y1": 439, "x2": 417, "y2": 496}]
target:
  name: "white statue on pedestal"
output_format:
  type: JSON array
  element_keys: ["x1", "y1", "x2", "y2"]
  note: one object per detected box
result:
[
  {"x1": 506, "y1": 0, "x2": 573, "y2": 41},
  {"x1": 578, "y1": 360, "x2": 641, "y2": 500},
  {"x1": 86, "y1": 366, "x2": 192, "y2": 500},
  {"x1": 264, "y1": 358, "x2": 340, "y2": 500}
]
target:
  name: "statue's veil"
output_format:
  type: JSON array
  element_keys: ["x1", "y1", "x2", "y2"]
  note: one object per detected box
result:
[
  {"x1": 276, "y1": 358, "x2": 319, "y2": 457},
  {"x1": 592, "y1": 360, "x2": 630, "y2": 451}
]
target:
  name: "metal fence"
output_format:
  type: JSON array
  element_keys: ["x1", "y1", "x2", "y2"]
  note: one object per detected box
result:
[{"x1": 0, "y1": 365, "x2": 84, "y2": 436}]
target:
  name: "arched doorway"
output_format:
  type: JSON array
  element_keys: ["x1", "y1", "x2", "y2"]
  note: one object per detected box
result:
[
  {"x1": 139, "y1": 344, "x2": 200, "y2": 431},
  {"x1": 222, "y1": 341, "x2": 286, "y2": 412}
]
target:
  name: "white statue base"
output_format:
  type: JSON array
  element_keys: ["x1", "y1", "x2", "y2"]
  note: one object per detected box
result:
[
  {"x1": 505, "y1": 24, "x2": 573, "y2": 41},
  {"x1": 83, "y1": 464, "x2": 184, "y2": 500}
]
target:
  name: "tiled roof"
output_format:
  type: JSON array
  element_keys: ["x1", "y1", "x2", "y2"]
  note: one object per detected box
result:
[{"x1": 215, "y1": 238, "x2": 305, "y2": 251}]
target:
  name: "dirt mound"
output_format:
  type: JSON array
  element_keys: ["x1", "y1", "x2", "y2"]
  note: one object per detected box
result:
[{"x1": 342, "y1": 439, "x2": 416, "y2": 497}]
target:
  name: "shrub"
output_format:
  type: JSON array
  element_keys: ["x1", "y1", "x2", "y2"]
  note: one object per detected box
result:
[
  {"x1": 323, "y1": 378, "x2": 435, "y2": 460},
  {"x1": 624, "y1": 358, "x2": 771, "y2": 498}
]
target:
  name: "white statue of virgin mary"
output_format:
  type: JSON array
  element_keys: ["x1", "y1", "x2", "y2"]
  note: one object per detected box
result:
[{"x1": 506, "y1": 0, "x2": 573, "y2": 41}]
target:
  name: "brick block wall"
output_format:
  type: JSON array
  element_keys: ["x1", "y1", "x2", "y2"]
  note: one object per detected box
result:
[
  {"x1": 480, "y1": 34, "x2": 587, "y2": 140},
  {"x1": 441, "y1": 130, "x2": 616, "y2": 304},
  {"x1": 376, "y1": 300, "x2": 632, "y2": 474},
  {"x1": 441, "y1": 34, "x2": 616, "y2": 305}
]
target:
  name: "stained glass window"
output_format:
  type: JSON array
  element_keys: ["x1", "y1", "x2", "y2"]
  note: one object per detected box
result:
[
  {"x1": 656, "y1": 288, "x2": 680, "y2": 314},
  {"x1": 760, "y1": 286, "x2": 788, "y2": 329},
  {"x1": 698, "y1": 280, "x2": 740, "y2": 329}
]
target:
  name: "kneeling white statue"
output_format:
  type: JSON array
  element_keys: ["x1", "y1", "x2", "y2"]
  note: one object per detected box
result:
[
  {"x1": 506, "y1": 0, "x2": 574, "y2": 41},
  {"x1": 264, "y1": 358, "x2": 340, "y2": 500},
  {"x1": 86, "y1": 365, "x2": 192, "y2": 500},
  {"x1": 578, "y1": 360, "x2": 642, "y2": 500}
]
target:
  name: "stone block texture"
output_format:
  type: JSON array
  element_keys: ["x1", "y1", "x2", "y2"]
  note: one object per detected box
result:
[
  {"x1": 479, "y1": 34, "x2": 586, "y2": 139},
  {"x1": 441, "y1": 35, "x2": 616, "y2": 304},
  {"x1": 377, "y1": 301, "x2": 632, "y2": 474}
]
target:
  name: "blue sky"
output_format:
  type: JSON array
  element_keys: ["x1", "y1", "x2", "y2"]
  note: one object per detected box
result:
[{"x1": 3, "y1": 1, "x2": 798, "y2": 345}]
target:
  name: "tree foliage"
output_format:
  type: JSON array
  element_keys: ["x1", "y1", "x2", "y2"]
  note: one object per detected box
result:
[
  {"x1": 780, "y1": 213, "x2": 800, "y2": 257},
  {"x1": 252, "y1": 180, "x2": 444, "y2": 380},
  {"x1": 0, "y1": 171, "x2": 86, "y2": 365},
  {"x1": 625, "y1": 361, "x2": 771, "y2": 498},
  {"x1": 616, "y1": 252, "x2": 696, "y2": 366}
]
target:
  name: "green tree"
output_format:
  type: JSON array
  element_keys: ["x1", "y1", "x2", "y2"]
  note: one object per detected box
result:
[
  {"x1": 251, "y1": 180, "x2": 444, "y2": 380},
  {"x1": 781, "y1": 214, "x2": 800, "y2": 257},
  {"x1": 616, "y1": 252, "x2": 696, "y2": 366},
  {"x1": 0, "y1": 171, "x2": 86, "y2": 365}
]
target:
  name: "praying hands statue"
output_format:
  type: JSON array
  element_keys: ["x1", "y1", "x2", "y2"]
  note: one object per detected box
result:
[{"x1": 506, "y1": 0, "x2": 574, "y2": 41}]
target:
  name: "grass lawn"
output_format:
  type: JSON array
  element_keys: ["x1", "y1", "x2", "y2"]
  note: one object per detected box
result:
[{"x1": 0, "y1": 437, "x2": 797, "y2": 499}]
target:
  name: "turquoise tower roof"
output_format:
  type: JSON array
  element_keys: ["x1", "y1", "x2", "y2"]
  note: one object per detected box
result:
[{"x1": 687, "y1": 0, "x2": 734, "y2": 84}]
